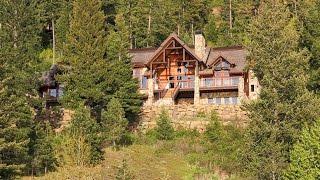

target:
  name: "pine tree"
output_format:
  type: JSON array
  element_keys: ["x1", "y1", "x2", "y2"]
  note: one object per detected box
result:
[
  {"x1": 101, "y1": 98, "x2": 128, "y2": 146},
  {"x1": 67, "y1": 105, "x2": 103, "y2": 165},
  {"x1": 242, "y1": 2, "x2": 320, "y2": 179},
  {"x1": 297, "y1": 0, "x2": 320, "y2": 93},
  {"x1": 58, "y1": 0, "x2": 108, "y2": 118},
  {"x1": 205, "y1": 0, "x2": 258, "y2": 46},
  {"x1": 155, "y1": 109, "x2": 175, "y2": 140},
  {"x1": 0, "y1": 1, "x2": 42, "y2": 178},
  {"x1": 28, "y1": 122, "x2": 56, "y2": 176},
  {"x1": 106, "y1": 14, "x2": 142, "y2": 122},
  {"x1": 284, "y1": 119, "x2": 320, "y2": 180},
  {"x1": 115, "y1": 0, "x2": 210, "y2": 48},
  {"x1": 205, "y1": 111, "x2": 224, "y2": 142}
]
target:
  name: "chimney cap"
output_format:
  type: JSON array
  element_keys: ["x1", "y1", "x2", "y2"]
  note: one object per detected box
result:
[{"x1": 195, "y1": 30, "x2": 203, "y2": 35}]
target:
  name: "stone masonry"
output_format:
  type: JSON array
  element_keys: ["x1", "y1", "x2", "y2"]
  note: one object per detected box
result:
[{"x1": 138, "y1": 104, "x2": 248, "y2": 132}]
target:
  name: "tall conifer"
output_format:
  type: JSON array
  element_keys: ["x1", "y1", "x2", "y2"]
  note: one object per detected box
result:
[
  {"x1": 0, "y1": 0, "x2": 42, "y2": 178},
  {"x1": 106, "y1": 14, "x2": 142, "y2": 122},
  {"x1": 242, "y1": 2, "x2": 320, "y2": 179},
  {"x1": 58, "y1": 0, "x2": 108, "y2": 117}
]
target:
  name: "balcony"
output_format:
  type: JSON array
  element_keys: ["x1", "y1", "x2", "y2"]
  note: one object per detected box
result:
[
  {"x1": 200, "y1": 77, "x2": 240, "y2": 90},
  {"x1": 178, "y1": 80, "x2": 195, "y2": 89}
]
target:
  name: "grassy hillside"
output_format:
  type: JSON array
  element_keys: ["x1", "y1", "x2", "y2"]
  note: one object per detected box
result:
[{"x1": 25, "y1": 145, "x2": 198, "y2": 180}]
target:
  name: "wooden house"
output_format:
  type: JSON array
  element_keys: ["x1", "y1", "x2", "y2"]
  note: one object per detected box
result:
[
  {"x1": 130, "y1": 32, "x2": 260, "y2": 106},
  {"x1": 40, "y1": 32, "x2": 260, "y2": 107}
]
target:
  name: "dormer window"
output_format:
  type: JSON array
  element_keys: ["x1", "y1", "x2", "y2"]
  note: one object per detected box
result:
[{"x1": 215, "y1": 60, "x2": 231, "y2": 70}]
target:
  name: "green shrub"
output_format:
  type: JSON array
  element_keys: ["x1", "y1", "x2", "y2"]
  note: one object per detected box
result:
[
  {"x1": 101, "y1": 98, "x2": 128, "y2": 147},
  {"x1": 196, "y1": 110, "x2": 207, "y2": 118},
  {"x1": 118, "y1": 131, "x2": 135, "y2": 146},
  {"x1": 115, "y1": 159, "x2": 134, "y2": 180},
  {"x1": 155, "y1": 109, "x2": 175, "y2": 140},
  {"x1": 175, "y1": 128, "x2": 200, "y2": 139},
  {"x1": 204, "y1": 111, "x2": 245, "y2": 174},
  {"x1": 283, "y1": 119, "x2": 320, "y2": 180},
  {"x1": 205, "y1": 111, "x2": 224, "y2": 142}
]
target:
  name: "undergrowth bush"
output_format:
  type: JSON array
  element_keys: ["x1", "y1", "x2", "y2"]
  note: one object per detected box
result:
[
  {"x1": 204, "y1": 111, "x2": 245, "y2": 174},
  {"x1": 155, "y1": 109, "x2": 174, "y2": 140}
]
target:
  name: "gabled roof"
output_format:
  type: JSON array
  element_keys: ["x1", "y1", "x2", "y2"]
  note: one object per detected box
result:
[
  {"x1": 205, "y1": 46, "x2": 246, "y2": 73},
  {"x1": 210, "y1": 56, "x2": 232, "y2": 67},
  {"x1": 129, "y1": 35, "x2": 247, "y2": 73},
  {"x1": 146, "y1": 32, "x2": 202, "y2": 67},
  {"x1": 129, "y1": 48, "x2": 157, "y2": 67}
]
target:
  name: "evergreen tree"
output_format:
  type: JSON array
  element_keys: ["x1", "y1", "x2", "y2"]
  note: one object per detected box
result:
[
  {"x1": 242, "y1": 2, "x2": 320, "y2": 179},
  {"x1": 205, "y1": 111, "x2": 224, "y2": 142},
  {"x1": 106, "y1": 14, "x2": 142, "y2": 122},
  {"x1": 155, "y1": 109, "x2": 174, "y2": 140},
  {"x1": 205, "y1": 0, "x2": 258, "y2": 46},
  {"x1": 28, "y1": 122, "x2": 56, "y2": 176},
  {"x1": 58, "y1": 0, "x2": 108, "y2": 118},
  {"x1": 297, "y1": 0, "x2": 320, "y2": 93},
  {"x1": 67, "y1": 105, "x2": 103, "y2": 165},
  {"x1": 284, "y1": 119, "x2": 320, "y2": 180},
  {"x1": 115, "y1": 0, "x2": 210, "y2": 48},
  {"x1": 101, "y1": 98, "x2": 128, "y2": 146},
  {"x1": 0, "y1": 1, "x2": 42, "y2": 178}
]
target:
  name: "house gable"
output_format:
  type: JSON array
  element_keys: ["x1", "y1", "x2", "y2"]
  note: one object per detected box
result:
[{"x1": 146, "y1": 33, "x2": 203, "y2": 68}]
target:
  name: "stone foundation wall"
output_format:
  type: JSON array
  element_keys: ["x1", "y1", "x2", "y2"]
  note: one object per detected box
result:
[{"x1": 139, "y1": 104, "x2": 248, "y2": 132}]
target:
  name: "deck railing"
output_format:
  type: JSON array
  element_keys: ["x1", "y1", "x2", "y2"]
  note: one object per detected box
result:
[
  {"x1": 200, "y1": 77, "x2": 240, "y2": 88},
  {"x1": 178, "y1": 80, "x2": 195, "y2": 89}
]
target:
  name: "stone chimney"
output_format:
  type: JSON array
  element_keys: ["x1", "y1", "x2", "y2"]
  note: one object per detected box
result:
[{"x1": 194, "y1": 30, "x2": 206, "y2": 59}]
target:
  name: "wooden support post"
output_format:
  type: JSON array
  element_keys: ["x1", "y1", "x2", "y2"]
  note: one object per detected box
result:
[
  {"x1": 183, "y1": 49, "x2": 185, "y2": 61},
  {"x1": 163, "y1": 51, "x2": 165, "y2": 62}
]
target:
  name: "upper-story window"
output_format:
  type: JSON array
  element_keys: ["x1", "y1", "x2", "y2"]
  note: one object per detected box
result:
[
  {"x1": 214, "y1": 60, "x2": 231, "y2": 70},
  {"x1": 251, "y1": 85, "x2": 255, "y2": 92},
  {"x1": 141, "y1": 76, "x2": 148, "y2": 89},
  {"x1": 215, "y1": 71, "x2": 229, "y2": 77},
  {"x1": 49, "y1": 89, "x2": 57, "y2": 97}
]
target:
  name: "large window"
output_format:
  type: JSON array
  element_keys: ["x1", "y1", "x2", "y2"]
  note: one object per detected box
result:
[
  {"x1": 49, "y1": 89, "x2": 57, "y2": 97},
  {"x1": 223, "y1": 78, "x2": 230, "y2": 86},
  {"x1": 208, "y1": 97, "x2": 238, "y2": 105},
  {"x1": 208, "y1": 98, "x2": 215, "y2": 104},
  {"x1": 215, "y1": 60, "x2": 231, "y2": 70},
  {"x1": 231, "y1": 77, "x2": 240, "y2": 86},
  {"x1": 231, "y1": 97, "x2": 238, "y2": 104},
  {"x1": 141, "y1": 76, "x2": 148, "y2": 89},
  {"x1": 215, "y1": 71, "x2": 229, "y2": 77},
  {"x1": 224, "y1": 97, "x2": 230, "y2": 104},
  {"x1": 215, "y1": 97, "x2": 222, "y2": 105}
]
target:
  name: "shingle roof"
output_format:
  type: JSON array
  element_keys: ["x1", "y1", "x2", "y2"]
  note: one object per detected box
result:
[
  {"x1": 205, "y1": 46, "x2": 247, "y2": 73},
  {"x1": 129, "y1": 34, "x2": 247, "y2": 73},
  {"x1": 129, "y1": 48, "x2": 157, "y2": 67}
]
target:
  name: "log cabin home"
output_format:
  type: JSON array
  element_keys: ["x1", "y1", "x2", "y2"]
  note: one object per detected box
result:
[
  {"x1": 39, "y1": 32, "x2": 260, "y2": 107},
  {"x1": 129, "y1": 32, "x2": 260, "y2": 106}
]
